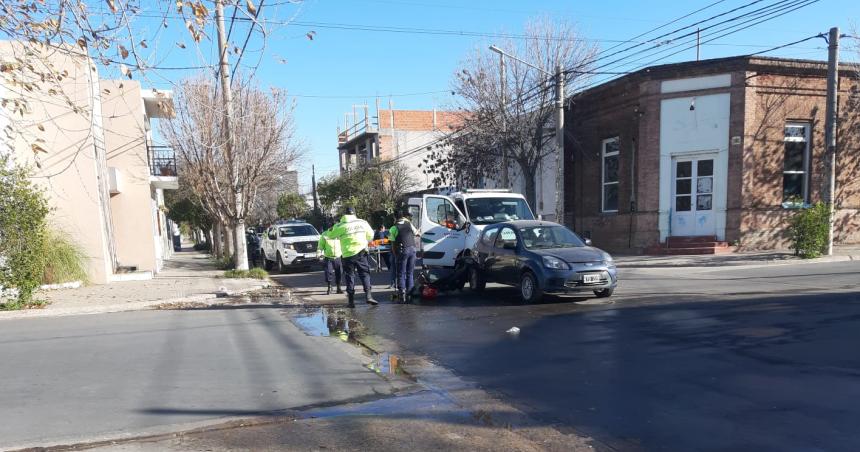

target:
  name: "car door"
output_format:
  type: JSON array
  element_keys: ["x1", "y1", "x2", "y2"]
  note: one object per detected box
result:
[
  {"x1": 490, "y1": 226, "x2": 519, "y2": 284},
  {"x1": 265, "y1": 227, "x2": 277, "y2": 260},
  {"x1": 475, "y1": 226, "x2": 499, "y2": 279},
  {"x1": 420, "y1": 195, "x2": 467, "y2": 268}
]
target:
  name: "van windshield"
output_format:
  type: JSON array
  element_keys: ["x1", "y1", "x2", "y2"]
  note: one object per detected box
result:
[{"x1": 464, "y1": 197, "x2": 534, "y2": 225}]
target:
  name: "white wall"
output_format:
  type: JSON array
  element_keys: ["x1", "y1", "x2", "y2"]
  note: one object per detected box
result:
[
  {"x1": 389, "y1": 129, "x2": 448, "y2": 190},
  {"x1": 658, "y1": 92, "x2": 730, "y2": 240},
  {"x1": 508, "y1": 143, "x2": 560, "y2": 221}
]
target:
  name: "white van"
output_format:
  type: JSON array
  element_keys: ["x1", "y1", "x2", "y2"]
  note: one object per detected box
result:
[{"x1": 408, "y1": 189, "x2": 535, "y2": 268}]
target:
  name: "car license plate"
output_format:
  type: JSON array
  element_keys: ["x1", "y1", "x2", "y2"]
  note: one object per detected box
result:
[
  {"x1": 582, "y1": 273, "x2": 602, "y2": 284},
  {"x1": 304, "y1": 253, "x2": 316, "y2": 258}
]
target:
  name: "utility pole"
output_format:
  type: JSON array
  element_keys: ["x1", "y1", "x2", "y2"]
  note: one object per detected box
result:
[
  {"x1": 215, "y1": 0, "x2": 248, "y2": 270},
  {"x1": 696, "y1": 28, "x2": 701, "y2": 61},
  {"x1": 499, "y1": 52, "x2": 509, "y2": 188},
  {"x1": 824, "y1": 26, "x2": 839, "y2": 256},
  {"x1": 553, "y1": 64, "x2": 565, "y2": 224}
]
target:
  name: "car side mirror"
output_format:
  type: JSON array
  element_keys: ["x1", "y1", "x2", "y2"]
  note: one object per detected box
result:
[
  {"x1": 584, "y1": 238, "x2": 592, "y2": 246},
  {"x1": 503, "y1": 241, "x2": 517, "y2": 250}
]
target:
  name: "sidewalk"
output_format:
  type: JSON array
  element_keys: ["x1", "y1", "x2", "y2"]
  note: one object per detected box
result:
[
  {"x1": 0, "y1": 248, "x2": 270, "y2": 321},
  {"x1": 614, "y1": 245, "x2": 860, "y2": 268}
]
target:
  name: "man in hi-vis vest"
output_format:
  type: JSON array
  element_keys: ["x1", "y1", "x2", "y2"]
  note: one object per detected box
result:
[{"x1": 328, "y1": 207, "x2": 378, "y2": 308}]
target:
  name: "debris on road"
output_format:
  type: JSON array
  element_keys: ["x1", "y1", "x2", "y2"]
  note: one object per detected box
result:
[{"x1": 506, "y1": 326, "x2": 520, "y2": 335}]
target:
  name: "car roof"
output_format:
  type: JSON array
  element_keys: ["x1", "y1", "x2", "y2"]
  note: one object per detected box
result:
[{"x1": 451, "y1": 191, "x2": 528, "y2": 200}]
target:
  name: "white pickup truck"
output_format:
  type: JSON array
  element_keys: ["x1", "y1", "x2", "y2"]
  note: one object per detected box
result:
[
  {"x1": 408, "y1": 189, "x2": 535, "y2": 268},
  {"x1": 260, "y1": 221, "x2": 321, "y2": 272}
]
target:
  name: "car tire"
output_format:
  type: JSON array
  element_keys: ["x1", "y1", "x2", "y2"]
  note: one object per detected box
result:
[
  {"x1": 520, "y1": 271, "x2": 543, "y2": 304},
  {"x1": 468, "y1": 266, "x2": 485, "y2": 293},
  {"x1": 594, "y1": 288, "x2": 614, "y2": 298},
  {"x1": 276, "y1": 252, "x2": 285, "y2": 273},
  {"x1": 263, "y1": 251, "x2": 273, "y2": 271}
]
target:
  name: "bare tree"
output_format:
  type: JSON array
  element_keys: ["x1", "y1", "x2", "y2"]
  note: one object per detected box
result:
[
  {"x1": 161, "y1": 76, "x2": 301, "y2": 267},
  {"x1": 435, "y1": 17, "x2": 596, "y2": 209},
  {"x1": 0, "y1": 1, "x2": 216, "y2": 158}
]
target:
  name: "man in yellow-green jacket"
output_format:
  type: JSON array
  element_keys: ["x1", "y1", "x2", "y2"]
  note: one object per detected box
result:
[
  {"x1": 318, "y1": 228, "x2": 342, "y2": 295},
  {"x1": 327, "y1": 207, "x2": 378, "y2": 307}
]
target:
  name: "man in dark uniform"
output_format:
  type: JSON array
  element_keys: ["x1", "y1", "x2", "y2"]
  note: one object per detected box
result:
[{"x1": 389, "y1": 209, "x2": 419, "y2": 302}]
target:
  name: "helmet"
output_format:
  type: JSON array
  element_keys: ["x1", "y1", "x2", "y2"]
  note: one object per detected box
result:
[{"x1": 344, "y1": 206, "x2": 356, "y2": 215}]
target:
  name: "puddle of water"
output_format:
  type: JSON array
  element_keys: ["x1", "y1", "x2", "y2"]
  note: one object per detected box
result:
[
  {"x1": 367, "y1": 352, "x2": 408, "y2": 377},
  {"x1": 291, "y1": 307, "x2": 409, "y2": 379},
  {"x1": 291, "y1": 307, "x2": 363, "y2": 341}
]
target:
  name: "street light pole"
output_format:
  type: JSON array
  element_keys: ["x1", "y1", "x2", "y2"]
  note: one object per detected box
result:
[
  {"x1": 554, "y1": 64, "x2": 564, "y2": 224},
  {"x1": 488, "y1": 45, "x2": 565, "y2": 222},
  {"x1": 500, "y1": 52, "x2": 508, "y2": 188}
]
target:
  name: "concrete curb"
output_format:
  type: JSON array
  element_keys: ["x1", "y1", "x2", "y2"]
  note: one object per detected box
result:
[
  {"x1": 0, "y1": 281, "x2": 271, "y2": 322},
  {"x1": 615, "y1": 254, "x2": 859, "y2": 270}
]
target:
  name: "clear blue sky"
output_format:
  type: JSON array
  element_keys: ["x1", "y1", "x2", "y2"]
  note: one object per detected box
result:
[{"x1": 132, "y1": 0, "x2": 858, "y2": 191}]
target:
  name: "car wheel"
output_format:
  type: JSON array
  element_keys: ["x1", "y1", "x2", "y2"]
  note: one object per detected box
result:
[
  {"x1": 276, "y1": 252, "x2": 285, "y2": 273},
  {"x1": 263, "y1": 251, "x2": 273, "y2": 270},
  {"x1": 520, "y1": 271, "x2": 543, "y2": 304},
  {"x1": 594, "y1": 288, "x2": 614, "y2": 298},
  {"x1": 468, "y1": 266, "x2": 485, "y2": 293}
]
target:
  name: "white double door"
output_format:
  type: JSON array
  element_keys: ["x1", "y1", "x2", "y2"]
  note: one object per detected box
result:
[{"x1": 671, "y1": 154, "x2": 717, "y2": 237}]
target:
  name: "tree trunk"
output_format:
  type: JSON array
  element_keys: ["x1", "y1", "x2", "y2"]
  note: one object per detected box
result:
[
  {"x1": 234, "y1": 217, "x2": 249, "y2": 270},
  {"x1": 212, "y1": 222, "x2": 222, "y2": 257},
  {"x1": 519, "y1": 161, "x2": 538, "y2": 214},
  {"x1": 224, "y1": 223, "x2": 234, "y2": 263}
]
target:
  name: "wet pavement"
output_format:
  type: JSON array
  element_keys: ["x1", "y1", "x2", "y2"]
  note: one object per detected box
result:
[{"x1": 274, "y1": 261, "x2": 860, "y2": 451}]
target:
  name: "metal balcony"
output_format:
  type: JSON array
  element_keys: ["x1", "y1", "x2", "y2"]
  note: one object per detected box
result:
[{"x1": 147, "y1": 145, "x2": 177, "y2": 177}]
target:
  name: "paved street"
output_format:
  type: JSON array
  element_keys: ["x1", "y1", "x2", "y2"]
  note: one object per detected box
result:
[
  {"x1": 0, "y1": 308, "x2": 407, "y2": 450},
  {"x1": 274, "y1": 261, "x2": 860, "y2": 451}
]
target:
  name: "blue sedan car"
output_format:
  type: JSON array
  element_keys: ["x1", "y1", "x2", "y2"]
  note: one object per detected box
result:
[{"x1": 468, "y1": 220, "x2": 617, "y2": 303}]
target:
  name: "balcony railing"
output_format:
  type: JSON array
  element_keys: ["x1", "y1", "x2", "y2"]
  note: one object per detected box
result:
[{"x1": 148, "y1": 145, "x2": 177, "y2": 177}]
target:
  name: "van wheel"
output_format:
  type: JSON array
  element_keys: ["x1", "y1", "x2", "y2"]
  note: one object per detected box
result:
[
  {"x1": 594, "y1": 288, "x2": 614, "y2": 298},
  {"x1": 468, "y1": 266, "x2": 485, "y2": 293},
  {"x1": 520, "y1": 271, "x2": 543, "y2": 304},
  {"x1": 263, "y1": 251, "x2": 273, "y2": 270}
]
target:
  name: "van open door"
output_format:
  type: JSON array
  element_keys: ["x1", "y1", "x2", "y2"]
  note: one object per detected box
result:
[{"x1": 419, "y1": 195, "x2": 467, "y2": 268}]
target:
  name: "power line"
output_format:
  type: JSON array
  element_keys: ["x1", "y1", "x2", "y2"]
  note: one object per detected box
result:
[
  {"x1": 573, "y1": 0, "x2": 821, "y2": 93},
  {"x1": 291, "y1": 90, "x2": 452, "y2": 99},
  {"x1": 747, "y1": 32, "x2": 825, "y2": 56}
]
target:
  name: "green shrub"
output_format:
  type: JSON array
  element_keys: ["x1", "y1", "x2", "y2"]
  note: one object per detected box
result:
[
  {"x1": 214, "y1": 255, "x2": 234, "y2": 270},
  {"x1": 224, "y1": 268, "x2": 268, "y2": 279},
  {"x1": 790, "y1": 202, "x2": 831, "y2": 258},
  {"x1": 40, "y1": 230, "x2": 88, "y2": 285},
  {"x1": 0, "y1": 158, "x2": 50, "y2": 309}
]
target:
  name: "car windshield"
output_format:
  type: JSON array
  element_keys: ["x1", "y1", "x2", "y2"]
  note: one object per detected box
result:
[
  {"x1": 519, "y1": 226, "x2": 585, "y2": 249},
  {"x1": 464, "y1": 197, "x2": 534, "y2": 225},
  {"x1": 279, "y1": 225, "x2": 317, "y2": 237}
]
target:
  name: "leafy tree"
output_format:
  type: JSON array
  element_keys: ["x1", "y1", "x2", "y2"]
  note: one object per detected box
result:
[
  {"x1": 317, "y1": 161, "x2": 415, "y2": 227},
  {"x1": 276, "y1": 193, "x2": 308, "y2": 220}
]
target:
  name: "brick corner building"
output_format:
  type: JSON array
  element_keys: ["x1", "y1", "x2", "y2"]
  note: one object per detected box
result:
[{"x1": 565, "y1": 56, "x2": 860, "y2": 254}]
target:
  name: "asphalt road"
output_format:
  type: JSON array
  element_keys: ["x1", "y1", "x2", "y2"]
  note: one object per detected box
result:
[
  {"x1": 0, "y1": 308, "x2": 401, "y2": 449},
  {"x1": 276, "y1": 261, "x2": 860, "y2": 451}
]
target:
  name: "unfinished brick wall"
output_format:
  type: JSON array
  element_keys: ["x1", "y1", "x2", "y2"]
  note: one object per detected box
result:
[{"x1": 377, "y1": 110, "x2": 464, "y2": 132}]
